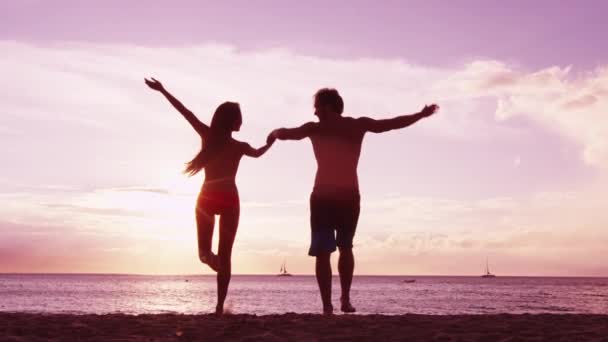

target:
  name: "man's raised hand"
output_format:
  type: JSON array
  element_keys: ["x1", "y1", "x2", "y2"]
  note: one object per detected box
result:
[
  {"x1": 421, "y1": 104, "x2": 439, "y2": 117},
  {"x1": 145, "y1": 77, "x2": 164, "y2": 91}
]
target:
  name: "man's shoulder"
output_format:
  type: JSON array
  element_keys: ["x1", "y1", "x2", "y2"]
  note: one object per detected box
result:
[
  {"x1": 346, "y1": 115, "x2": 372, "y2": 121},
  {"x1": 302, "y1": 121, "x2": 318, "y2": 127},
  {"x1": 342, "y1": 116, "x2": 369, "y2": 130},
  {"x1": 300, "y1": 121, "x2": 319, "y2": 132},
  {"x1": 342, "y1": 116, "x2": 370, "y2": 124}
]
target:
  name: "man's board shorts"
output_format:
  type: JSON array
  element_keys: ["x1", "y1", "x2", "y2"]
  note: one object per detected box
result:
[{"x1": 308, "y1": 189, "x2": 360, "y2": 256}]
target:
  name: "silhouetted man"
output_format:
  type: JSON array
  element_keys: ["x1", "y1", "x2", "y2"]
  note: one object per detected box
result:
[{"x1": 270, "y1": 88, "x2": 438, "y2": 314}]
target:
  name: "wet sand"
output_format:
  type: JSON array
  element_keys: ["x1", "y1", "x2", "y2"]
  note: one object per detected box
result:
[{"x1": 1, "y1": 313, "x2": 607, "y2": 341}]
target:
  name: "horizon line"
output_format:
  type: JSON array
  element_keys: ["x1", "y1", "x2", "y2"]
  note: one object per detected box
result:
[{"x1": 1, "y1": 272, "x2": 606, "y2": 278}]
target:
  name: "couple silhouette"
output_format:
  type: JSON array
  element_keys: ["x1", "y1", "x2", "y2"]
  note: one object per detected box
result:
[{"x1": 145, "y1": 77, "x2": 438, "y2": 315}]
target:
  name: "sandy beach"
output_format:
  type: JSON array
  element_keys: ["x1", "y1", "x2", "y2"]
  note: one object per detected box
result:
[{"x1": 1, "y1": 313, "x2": 607, "y2": 341}]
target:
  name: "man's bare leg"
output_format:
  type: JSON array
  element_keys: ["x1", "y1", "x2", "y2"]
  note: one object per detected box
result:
[
  {"x1": 315, "y1": 252, "x2": 333, "y2": 314},
  {"x1": 338, "y1": 247, "x2": 356, "y2": 313}
]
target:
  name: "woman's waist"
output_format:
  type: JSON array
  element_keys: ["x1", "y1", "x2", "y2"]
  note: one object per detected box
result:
[
  {"x1": 200, "y1": 178, "x2": 238, "y2": 197},
  {"x1": 200, "y1": 187, "x2": 239, "y2": 197},
  {"x1": 197, "y1": 186, "x2": 239, "y2": 205},
  {"x1": 201, "y1": 177, "x2": 238, "y2": 190}
]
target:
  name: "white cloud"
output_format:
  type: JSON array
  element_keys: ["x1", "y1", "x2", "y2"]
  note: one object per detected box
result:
[{"x1": 437, "y1": 61, "x2": 608, "y2": 166}]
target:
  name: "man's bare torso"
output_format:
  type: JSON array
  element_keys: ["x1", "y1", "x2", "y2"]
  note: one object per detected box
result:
[{"x1": 308, "y1": 117, "x2": 365, "y2": 193}]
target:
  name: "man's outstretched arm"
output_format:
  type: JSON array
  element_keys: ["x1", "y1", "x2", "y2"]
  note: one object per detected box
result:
[
  {"x1": 271, "y1": 122, "x2": 316, "y2": 141},
  {"x1": 358, "y1": 104, "x2": 439, "y2": 133},
  {"x1": 145, "y1": 77, "x2": 209, "y2": 137}
]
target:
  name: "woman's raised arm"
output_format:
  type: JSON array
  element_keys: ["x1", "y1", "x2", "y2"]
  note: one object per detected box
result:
[{"x1": 145, "y1": 77, "x2": 209, "y2": 137}]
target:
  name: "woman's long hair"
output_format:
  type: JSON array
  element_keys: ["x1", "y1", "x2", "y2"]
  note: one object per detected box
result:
[{"x1": 184, "y1": 102, "x2": 242, "y2": 176}]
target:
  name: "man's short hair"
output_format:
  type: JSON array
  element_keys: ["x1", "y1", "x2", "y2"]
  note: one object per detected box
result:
[{"x1": 314, "y1": 88, "x2": 344, "y2": 114}]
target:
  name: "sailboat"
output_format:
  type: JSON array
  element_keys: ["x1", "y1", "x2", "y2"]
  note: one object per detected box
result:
[
  {"x1": 277, "y1": 260, "x2": 292, "y2": 277},
  {"x1": 481, "y1": 258, "x2": 496, "y2": 278}
]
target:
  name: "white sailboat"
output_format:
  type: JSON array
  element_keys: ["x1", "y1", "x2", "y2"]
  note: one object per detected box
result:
[
  {"x1": 277, "y1": 260, "x2": 292, "y2": 277},
  {"x1": 481, "y1": 258, "x2": 496, "y2": 278}
]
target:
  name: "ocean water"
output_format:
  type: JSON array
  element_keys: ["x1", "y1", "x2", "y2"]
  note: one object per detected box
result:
[{"x1": 0, "y1": 274, "x2": 606, "y2": 315}]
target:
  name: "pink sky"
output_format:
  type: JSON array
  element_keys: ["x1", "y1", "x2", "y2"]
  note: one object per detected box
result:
[{"x1": 1, "y1": 1, "x2": 607, "y2": 276}]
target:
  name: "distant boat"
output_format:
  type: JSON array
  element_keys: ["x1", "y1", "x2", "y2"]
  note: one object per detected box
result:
[
  {"x1": 277, "y1": 261, "x2": 292, "y2": 277},
  {"x1": 402, "y1": 279, "x2": 416, "y2": 283},
  {"x1": 481, "y1": 258, "x2": 496, "y2": 278}
]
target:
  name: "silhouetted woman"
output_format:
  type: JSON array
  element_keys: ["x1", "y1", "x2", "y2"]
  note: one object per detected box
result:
[{"x1": 145, "y1": 77, "x2": 275, "y2": 314}]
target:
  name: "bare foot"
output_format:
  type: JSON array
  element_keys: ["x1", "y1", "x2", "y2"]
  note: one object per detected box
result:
[
  {"x1": 340, "y1": 298, "x2": 356, "y2": 313},
  {"x1": 200, "y1": 252, "x2": 219, "y2": 272},
  {"x1": 323, "y1": 304, "x2": 334, "y2": 316}
]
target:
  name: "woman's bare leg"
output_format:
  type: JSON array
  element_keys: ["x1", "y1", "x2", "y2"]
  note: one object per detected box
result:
[
  {"x1": 196, "y1": 207, "x2": 218, "y2": 271},
  {"x1": 215, "y1": 207, "x2": 239, "y2": 315}
]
